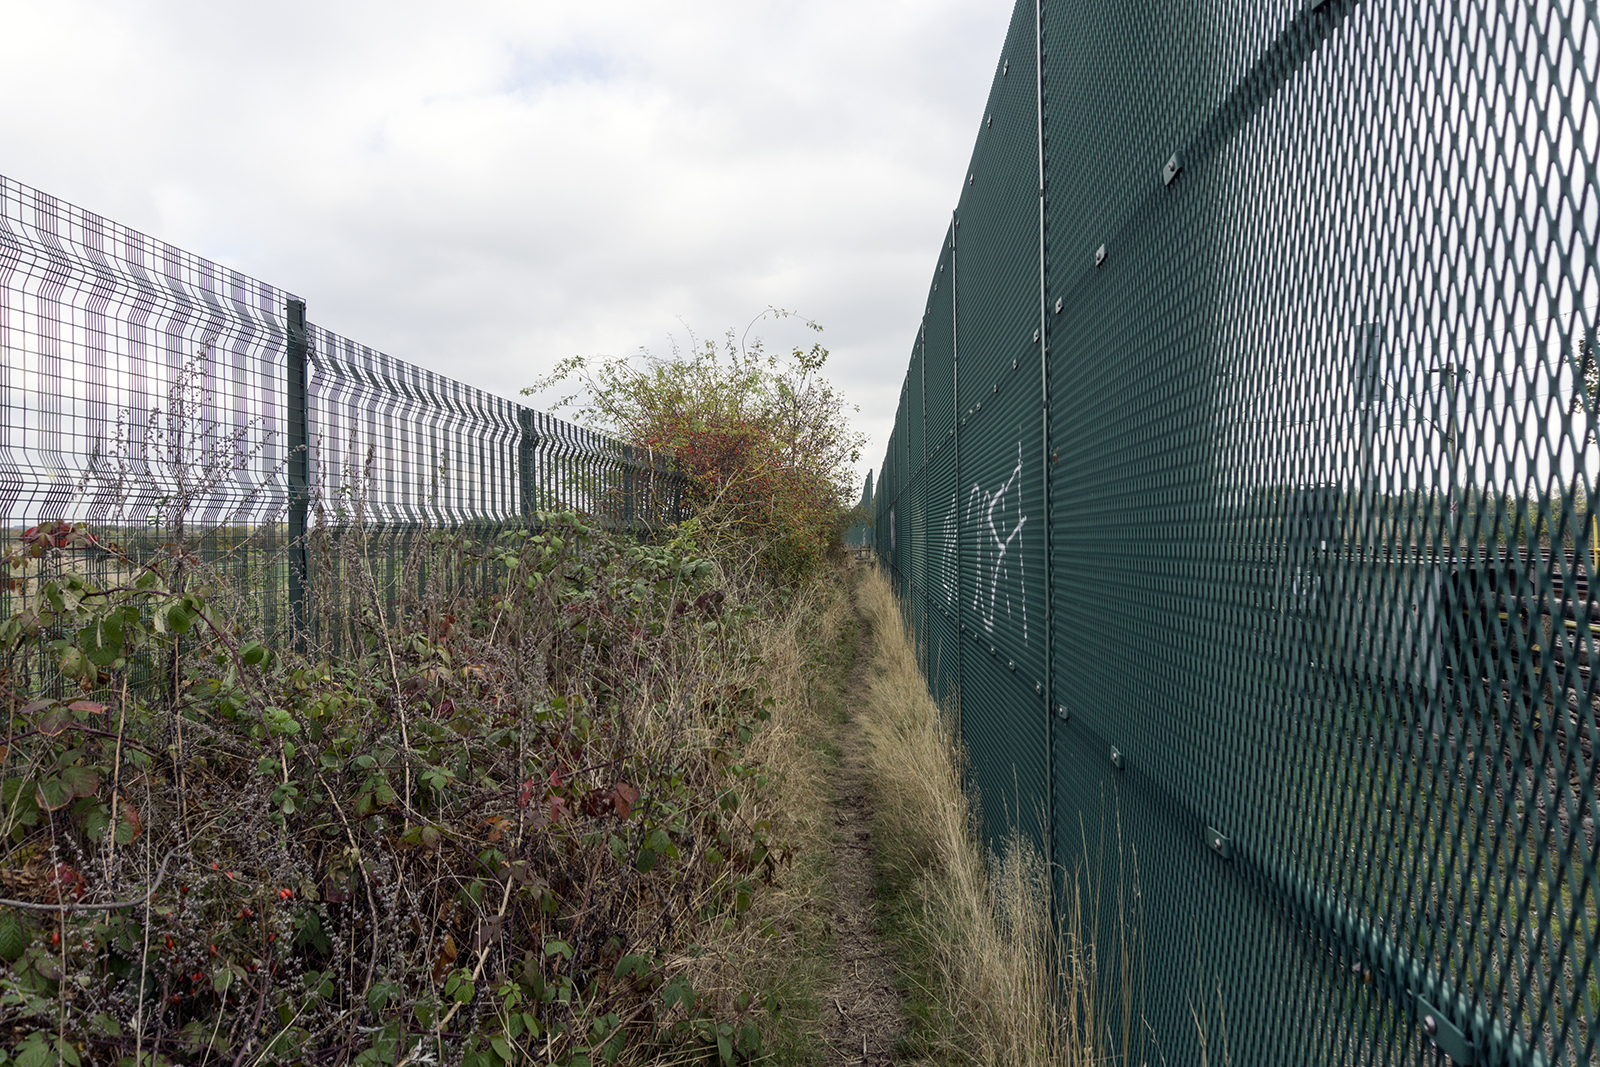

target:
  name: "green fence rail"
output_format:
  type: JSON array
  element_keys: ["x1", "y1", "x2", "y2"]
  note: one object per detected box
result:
[{"x1": 873, "y1": 0, "x2": 1600, "y2": 1062}]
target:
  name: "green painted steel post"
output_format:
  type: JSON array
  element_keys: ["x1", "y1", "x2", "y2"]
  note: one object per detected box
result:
[
  {"x1": 1035, "y1": 0, "x2": 1054, "y2": 889},
  {"x1": 950, "y1": 217, "x2": 962, "y2": 747},
  {"x1": 921, "y1": 269, "x2": 929, "y2": 672},
  {"x1": 286, "y1": 298, "x2": 309, "y2": 653},
  {"x1": 518, "y1": 407, "x2": 538, "y2": 525}
]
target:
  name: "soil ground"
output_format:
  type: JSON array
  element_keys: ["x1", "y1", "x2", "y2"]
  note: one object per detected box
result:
[{"x1": 817, "y1": 578, "x2": 907, "y2": 1065}]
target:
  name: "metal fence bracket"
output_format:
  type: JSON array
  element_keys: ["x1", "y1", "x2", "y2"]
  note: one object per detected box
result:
[
  {"x1": 1163, "y1": 153, "x2": 1182, "y2": 185},
  {"x1": 1110, "y1": 747, "x2": 1123, "y2": 769},
  {"x1": 1207, "y1": 827, "x2": 1232, "y2": 859},
  {"x1": 1415, "y1": 997, "x2": 1472, "y2": 1064}
]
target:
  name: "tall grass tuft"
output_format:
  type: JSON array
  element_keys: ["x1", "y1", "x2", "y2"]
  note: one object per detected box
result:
[{"x1": 856, "y1": 565, "x2": 1140, "y2": 1067}]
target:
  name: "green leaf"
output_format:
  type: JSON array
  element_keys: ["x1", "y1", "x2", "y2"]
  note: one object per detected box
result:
[
  {"x1": 13, "y1": 1032, "x2": 49, "y2": 1067},
  {"x1": 601, "y1": 1027, "x2": 627, "y2": 1066},
  {"x1": 83, "y1": 803, "x2": 110, "y2": 841},
  {"x1": 35, "y1": 776, "x2": 74, "y2": 812},
  {"x1": 634, "y1": 847, "x2": 657, "y2": 873},
  {"x1": 488, "y1": 1036, "x2": 512, "y2": 1063},
  {"x1": 81, "y1": 622, "x2": 122, "y2": 666},
  {"x1": 613, "y1": 954, "x2": 650, "y2": 980},
  {"x1": 36, "y1": 706, "x2": 72, "y2": 738},
  {"x1": 240, "y1": 641, "x2": 270, "y2": 668},
  {"x1": 61, "y1": 765, "x2": 99, "y2": 799},
  {"x1": 661, "y1": 976, "x2": 694, "y2": 1012},
  {"x1": 60, "y1": 646, "x2": 93, "y2": 682},
  {"x1": 366, "y1": 979, "x2": 399, "y2": 1016},
  {"x1": 0, "y1": 914, "x2": 27, "y2": 962}
]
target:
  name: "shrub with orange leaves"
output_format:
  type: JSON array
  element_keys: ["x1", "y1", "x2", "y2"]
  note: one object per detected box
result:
[{"x1": 527, "y1": 312, "x2": 866, "y2": 584}]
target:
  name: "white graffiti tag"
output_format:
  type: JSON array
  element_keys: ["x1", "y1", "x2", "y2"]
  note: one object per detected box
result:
[{"x1": 966, "y1": 443, "x2": 1028, "y2": 640}]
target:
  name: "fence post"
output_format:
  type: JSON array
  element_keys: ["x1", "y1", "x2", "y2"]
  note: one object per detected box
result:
[
  {"x1": 621, "y1": 443, "x2": 636, "y2": 529},
  {"x1": 949, "y1": 219, "x2": 963, "y2": 749},
  {"x1": 286, "y1": 298, "x2": 309, "y2": 653},
  {"x1": 518, "y1": 407, "x2": 538, "y2": 525},
  {"x1": 1034, "y1": 0, "x2": 1055, "y2": 891}
]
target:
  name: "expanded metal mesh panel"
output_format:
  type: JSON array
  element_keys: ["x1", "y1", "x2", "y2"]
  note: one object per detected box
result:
[
  {"x1": 907, "y1": 345, "x2": 926, "y2": 477},
  {"x1": 926, "y1": 241, "x2": 958, "y2": 453},
  {"x1": 954, "y1": 4, "x2": 1042, "y2": 391},
  {"x1": 927, "y1": 440, "x2": 961, "y2": 703},
  {"x1": 874, "y1": 0, "x2": 1600, "y2": 1061},
  {"x1": 909, "y1": 462, "x2": 930, "y2": 603}
]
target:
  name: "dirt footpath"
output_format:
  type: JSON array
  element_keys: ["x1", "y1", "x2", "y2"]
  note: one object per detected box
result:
[{"x1": 819, "y1": 591, "x2": 906, "y2": 1065}]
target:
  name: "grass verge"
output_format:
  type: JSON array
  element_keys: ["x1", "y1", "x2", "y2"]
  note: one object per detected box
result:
[
  {"x1": 692, "y1": 566, "x2": 858, "y2": 1067},
  {"x1": 854, "y1": 565, "x2": 1099, "y2": 1067}
]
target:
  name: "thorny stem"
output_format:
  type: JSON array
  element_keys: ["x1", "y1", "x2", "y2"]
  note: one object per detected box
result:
[
  {"x1": 361, "y1": 534, "x2": 412, "y2": 831},
  {"x1": 318, "y1": 772, "x2": 382, "y2": 1001},
  {"x1": 0, "y1": 847, "x2": 184, "y2": 912},
  {"x1": 105, "y1": 674, "x2": 129, "y2": 883},
  {"x1": 420, "y1": 830, "x2": 519, "y2": 1056},
  {"x1": 135, "y1": 833, "x2": 153, "y2": 1067}
]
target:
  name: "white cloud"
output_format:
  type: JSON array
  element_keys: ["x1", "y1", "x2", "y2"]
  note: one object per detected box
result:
[{"x1": 0, "y1": 0, "x2": 1014, "y2": 488}]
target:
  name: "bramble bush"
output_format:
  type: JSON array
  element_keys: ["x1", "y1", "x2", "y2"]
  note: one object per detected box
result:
[
  {"x1": 526, "y1": 314, "x2": 866, "y2": 585},
  {"x1": 0, "y1": 514, "x2": 802, "y2": 1066}
]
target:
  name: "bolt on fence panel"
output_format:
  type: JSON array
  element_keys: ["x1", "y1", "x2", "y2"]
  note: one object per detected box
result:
[{"x1": 876, "y1": 0, "x2": 1600, "y2": 1061}]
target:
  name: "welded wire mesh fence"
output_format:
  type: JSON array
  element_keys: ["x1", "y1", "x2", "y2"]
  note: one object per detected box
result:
[
  {"x1": 0, "y1": 174, "x2": 687, "y2": 664},
  {"x1": 873, "y1": 0, "x2": 1600, "y2": 1063}
]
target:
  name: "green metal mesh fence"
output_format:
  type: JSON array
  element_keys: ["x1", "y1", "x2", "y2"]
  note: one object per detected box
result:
[
  {"x1": 0, "y1": 174, "x2": 689, "y2": 667},
  {"x1": 874, "y1": 0, "x2": 1600, "y2": 1062}
]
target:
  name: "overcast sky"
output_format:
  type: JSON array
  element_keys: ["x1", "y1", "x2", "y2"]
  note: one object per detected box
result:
[{"x1": 0, "y1": 0, "x2": 1013, "y2": 491}]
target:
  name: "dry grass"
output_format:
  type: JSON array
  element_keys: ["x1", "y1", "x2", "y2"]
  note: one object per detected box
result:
[
  {"x1": 855, "y1": 565, "x2": 1129, "y2": 1067},
  {"x1": 673, "y1": 568, "x2": 856, "y2": 1063}
]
